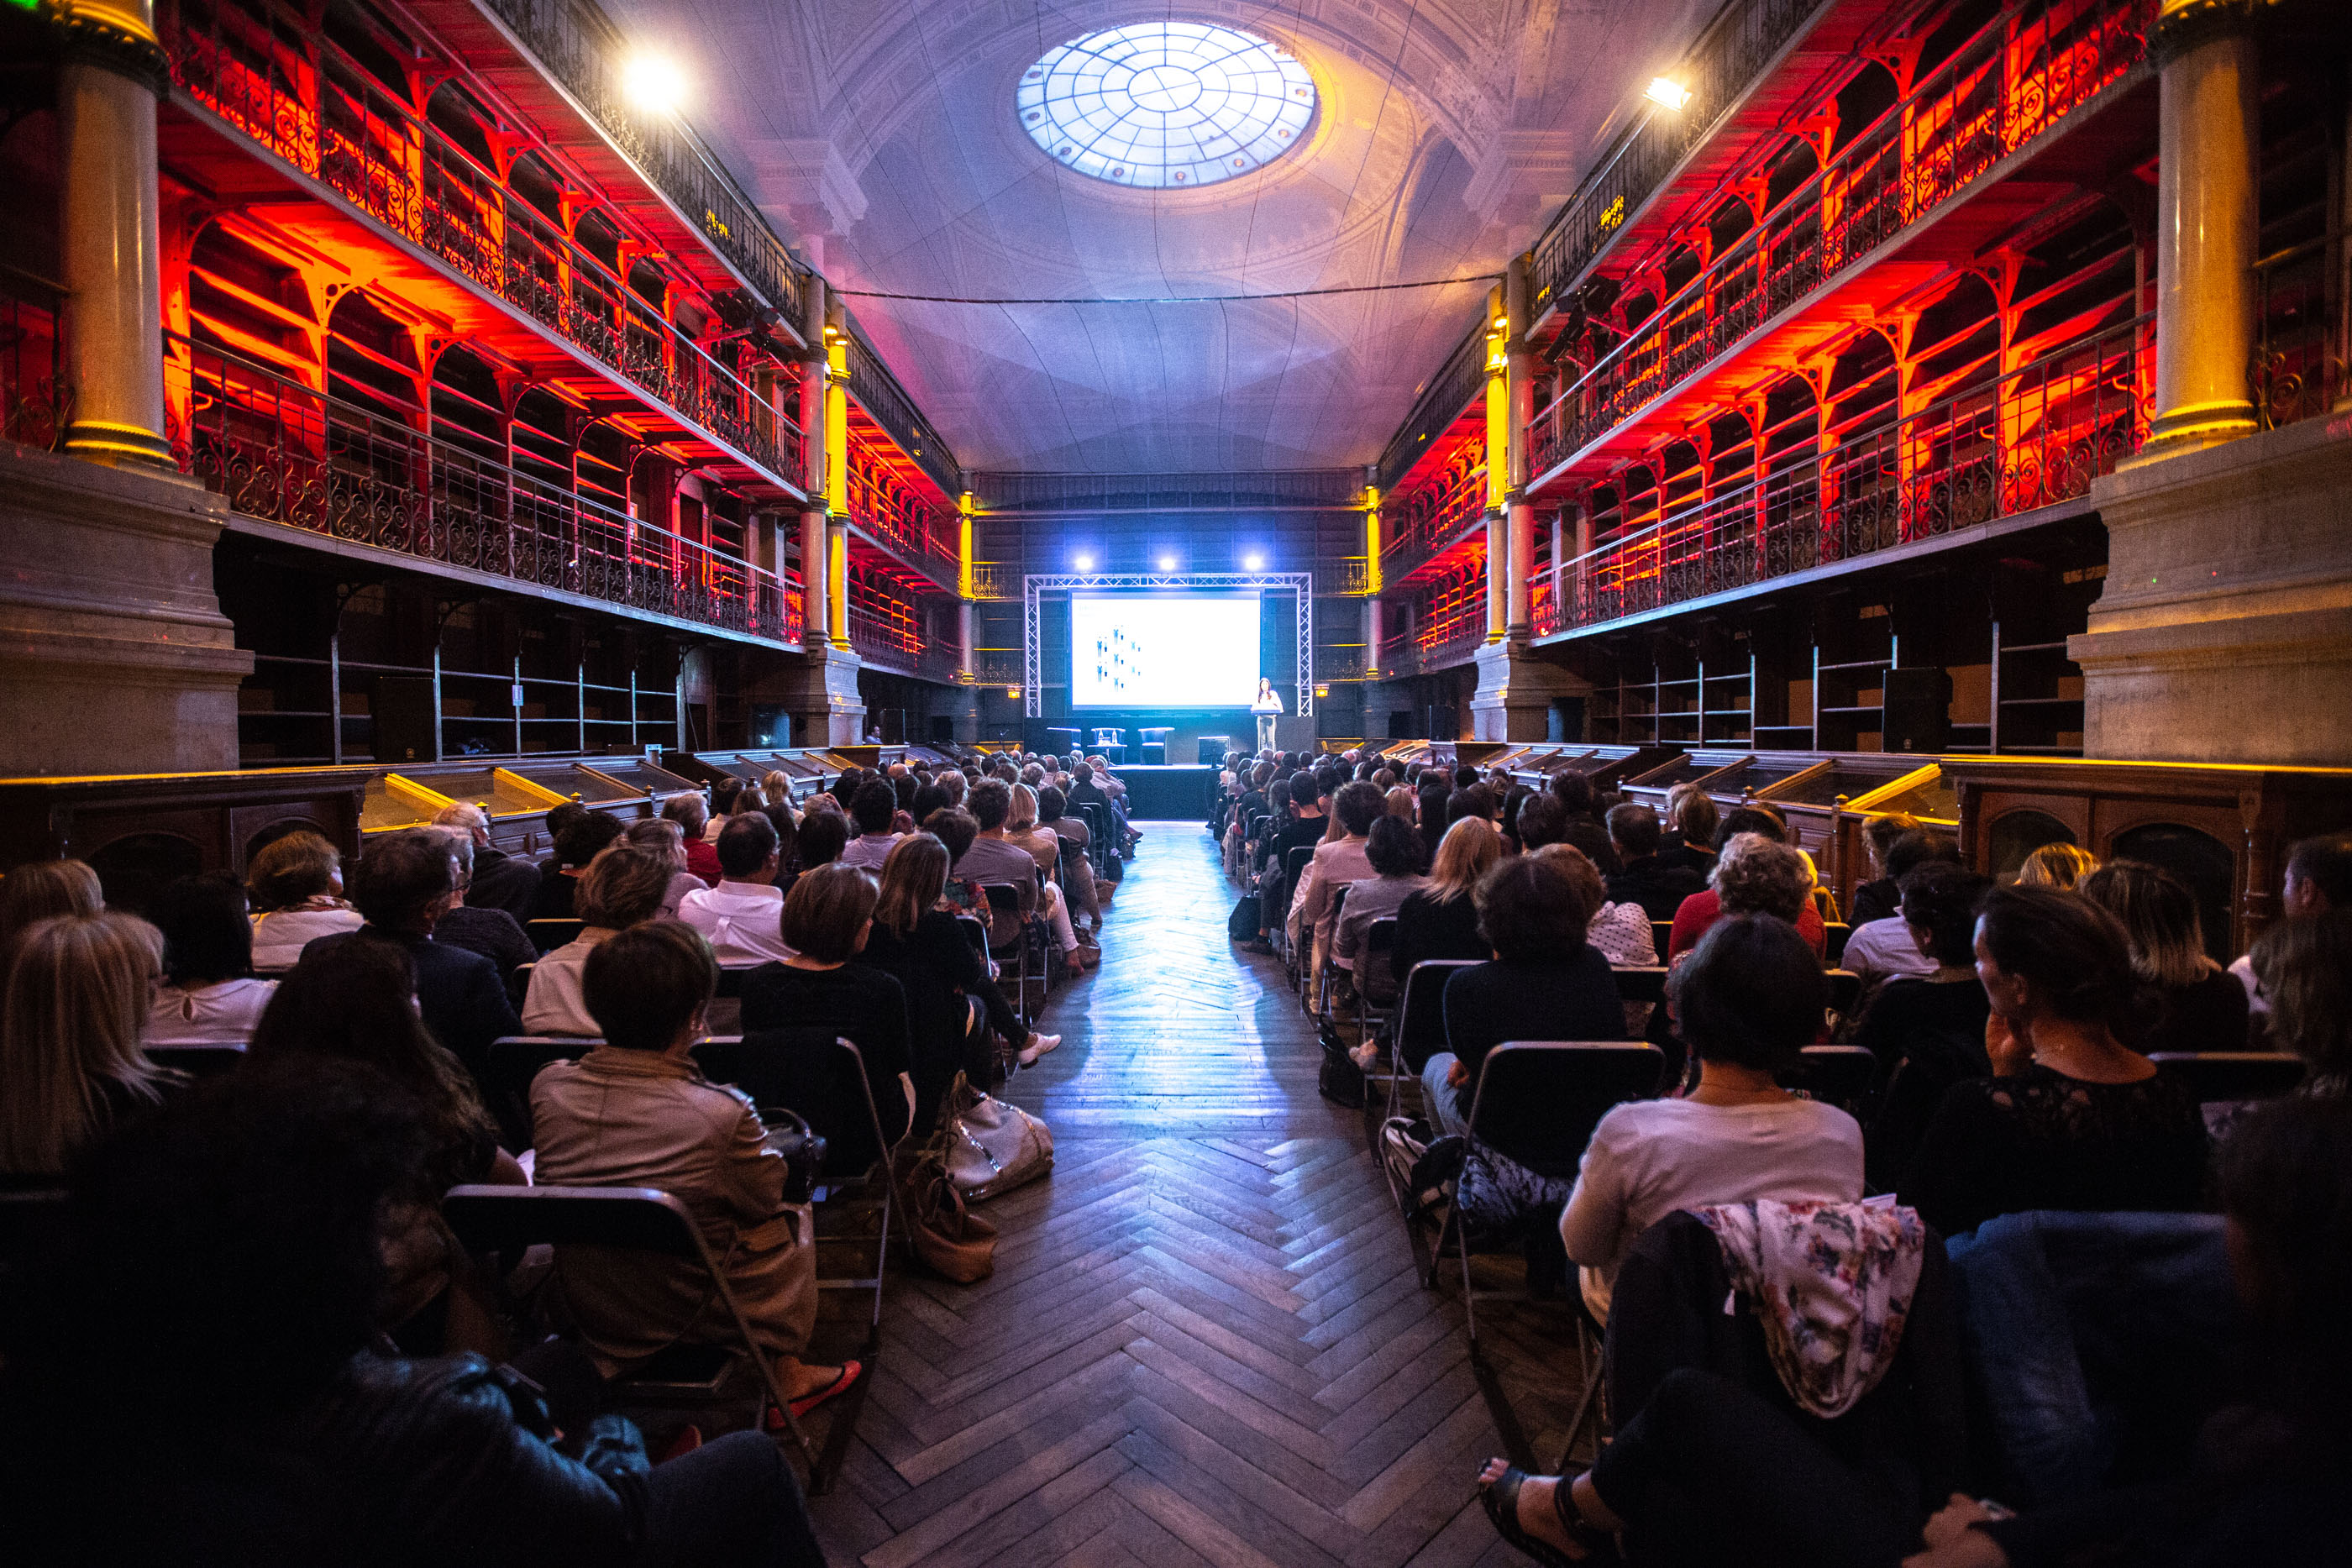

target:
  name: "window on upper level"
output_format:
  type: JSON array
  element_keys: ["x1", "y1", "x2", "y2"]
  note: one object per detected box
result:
[{"x1": 1016, "y1": 22, "x2": 1315, "y2": 190}]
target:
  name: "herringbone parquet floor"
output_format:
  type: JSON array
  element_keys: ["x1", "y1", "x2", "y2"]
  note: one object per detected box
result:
[{"x1": 804, "y1": 821, "x2": 1585, "y2": 1567}]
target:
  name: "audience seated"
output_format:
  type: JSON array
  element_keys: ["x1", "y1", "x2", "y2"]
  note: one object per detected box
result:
[
  {"x1": 1898, "y1": 884, "x2": 2207, "y2": 1237},
  {"x1": 1604, "y1": 802, "x2": 1706, "y2": 920},
  {"x1": 1845, "y1": 812, "x2": 1925, "y2": 927},
  {"x1": 428, "y1": 829, "x2": 538, "y2": 998},
  {"x1": 2228, "y1": 831, "x2": 2349, "y2": 1019},
  {"x1": 430, "y1": 802, "x2": 541, "y2": 920},
  {"x1": 1392, "y1": 815, "x2": 1502, "y2": 996},
  {"x1": 664, "y1": 792, "x2": 722, "y2": 886},
  {"x1": 622, "y1": 817, "x2": 706, "y2": 918},
  {"x1": 530, "y1": 920, "x2": 857, "y2": 1420},
  {"x1": 0, "y1": 856, "x2": 102, "y2": 974},
  {"x1": 1330, "y1": 815, "x2": 1430, "y2": 994},
  {"x1": 1037, "y1": 786, "x2": 1103, "y2": 931},
  {"x1": 1552, "y1": 914, "x2": 1860, "y2": 1329},
  {"x1": 2247, "y1": 911, "x2": 2352, "y2": 1097},
  {"x1": 1656, "y1": 784, "x2": 1719, "y2": 876},
  {"x1": 954, "y1": 780, "x2": 1090, "y2": 975},
  {"x1": 1535, "y1": 843, "x2": 1657, "y2": 1035},
  {"x1": 244, "y1": 830, "x2": 364, "y2": 969},
  {"x1": 520, "y1": 845, "x2": 671, "y2": 1039},
  {"x1": 837, "y1": 780, "x2": 905, "y2": 872},
  {"x1": 1838, "y1": 830, "x2": 1964, "y2": 987},
  {"x1": 1420, "y1": 854, "x2": 1629, "y2": 1143},
  {"x1": 2078, "y1": 860, "x2": 2250, "y2": 1055},
  {"x1": 144, "y1": 873, "x2": 276, "y2": 1045},
  {"x1": 1848, "y1": 863, "x2": 1996, "y2": 1187},
  {"x1": 1514, "y1": 793, "x2": 1569, "y2": 853},
  {"x1": 1008, "y1": 785, "x2": 1096, "y2": 952},
  {"x1": 532, "y1": 809, "x2": 627, "y2": 921},
  {"x1": 0, "y1": 1057, "x2": 829, "y2": 1565},
  {"x1": 739, "y1": 863, "x2": 916, "y2": 1148},
  {"x1": 862, "y1": 834, "x2": 1058, "y2": 1129},
  {"x1": 1288, "y1": 781, "x2": 1384, "y2": 978},
  {"x1": 0, "y1": 910, "x2": 175, "y2": 1177},
  {"x1": 1667, "y1": 831, "x2": 1827, "y2": 961},
  {"x1": 792, "y1": 806, "x2": 849, "y2": 882},
  {"x1": 300, "y1": 830, "x2": 519, "y2": 1083},
  {"x1": 2016, "y1": 840, "x2": 2099, "y2": 890},
  {"x1": 678, "y1": 815, "x2": 794, "y2": 966}
]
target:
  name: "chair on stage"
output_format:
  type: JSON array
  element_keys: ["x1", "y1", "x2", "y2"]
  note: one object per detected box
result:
[
  {"x1": 1091, "y1": 727, "x2": 1125, "y2": 763},
  {"x1": 1137, "y1": 726, "x2": 1173, "y2": 764}
]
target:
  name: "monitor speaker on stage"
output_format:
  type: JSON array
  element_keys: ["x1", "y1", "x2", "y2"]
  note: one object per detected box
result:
[
  {"x1": 1198, "y1": 735, "x2": 1231, "y2": 766},
  {"x1": 1882, "y1": 667, "x2": 1952, "y2": 753}
]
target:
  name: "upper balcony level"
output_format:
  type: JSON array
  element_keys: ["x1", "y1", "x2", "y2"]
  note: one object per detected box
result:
[{"x1": 158, "y1": 0, "x2": 806, "y2": 500}]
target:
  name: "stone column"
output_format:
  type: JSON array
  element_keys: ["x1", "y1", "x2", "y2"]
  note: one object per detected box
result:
[
  {"x1": 1365, "y1": 597, "x2": 1383, "y2": 679},
  {"x1": 1481, "y1": 284, "x2": 1509, "y2": 643},
  {"x1": 958, "y1": 599, "x2": 975, "y2": 682},
  {"x1": 2134, "y1": 0, "x2": 2261, "y2": 459},
  {"x1": 1504, "y1": 255, "x2": 1535, "y2": 637},
  {"x1": 797, "y1": 276, "x2": 829, "y2": 650},
  {"x1": 57, "y1": 0, "x2": 172, "y2": 467}
]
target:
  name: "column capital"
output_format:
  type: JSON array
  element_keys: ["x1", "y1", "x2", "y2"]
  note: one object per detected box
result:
[
  {"x1": 49, "y1": 1, "x2": 171, "y2": 94},
  {"x1": 2150, "y1": 0, "x2": 2257, "y2": 67}
]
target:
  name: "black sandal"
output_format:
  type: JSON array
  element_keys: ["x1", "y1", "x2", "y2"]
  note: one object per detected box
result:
[{"x1": 1476, "y1": 1465, "x2": 1620, "y2": 1566}]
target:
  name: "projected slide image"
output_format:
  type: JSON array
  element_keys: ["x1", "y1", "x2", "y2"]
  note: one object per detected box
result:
[{"x1": 1070, "y1": 592, "x2": 1263, "y2": 709}]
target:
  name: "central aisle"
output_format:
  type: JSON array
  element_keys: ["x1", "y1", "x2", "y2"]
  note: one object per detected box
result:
[{"x1": 806, "y1": 823, "x2": 1578, "y2": 1568}]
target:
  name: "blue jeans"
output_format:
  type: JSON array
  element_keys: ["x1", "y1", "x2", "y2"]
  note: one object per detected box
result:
[{"x1": 1421, "y1": 1052, "x2": 1469, "y2": 1138}]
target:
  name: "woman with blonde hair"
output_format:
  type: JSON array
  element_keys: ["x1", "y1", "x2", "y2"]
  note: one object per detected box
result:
[
  {"x1": 2017, "y1": 840, "x2": 2099, "y2": 889},
  {"x1": 623, "y1": 816, "x2": 705, "y2": 919},
  {"x1": 521, "y1": 844, "x2": 677, "y2": 1036},
  {"x1": 0, "y1": 912, "x2": 176, "y2": 1175},
  {"x1": 1383, "y1": 784, "x2": 1417, "y2": 822},
  {"x1": 2080, "y1": 859, "x2": 2249, "y2": 1053},
  {"x1": 1391, "y1": 815, "x2": 1503, "y2": 994},
  {"x1": 0, "y1": 858, "x2": 102, "y2": 975},
  {"x1": 245, "y1": 830, "x2": 364, "y2": 969}
]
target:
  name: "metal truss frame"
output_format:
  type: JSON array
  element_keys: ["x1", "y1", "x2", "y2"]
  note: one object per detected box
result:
[{"x1": 1023, "y1": 574, "x2": 1313, "y2": 720}]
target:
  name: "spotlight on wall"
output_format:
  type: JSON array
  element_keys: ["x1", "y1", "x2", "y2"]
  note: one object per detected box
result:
[
  {"x1": 1157, "y1": 554, "x2": 1177, "y2": 572},
  {"x1": 1074, "y1": 553, "x2": 1095, "y2": 572},
  {"x1": 623, "y1": 54, "x2": 688, "y2": 113},
  {"x1": 1646, "y1": 76, "x2": 1690, "y2": 111},
  {"x1": 1242, "y1": 552, "x2": 1266, "y2": 572}
]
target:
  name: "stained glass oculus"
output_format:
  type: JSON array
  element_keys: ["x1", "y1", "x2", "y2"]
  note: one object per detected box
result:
[{"x1": 1016, "y1": 23, "x2": 1315, "y2": 190}]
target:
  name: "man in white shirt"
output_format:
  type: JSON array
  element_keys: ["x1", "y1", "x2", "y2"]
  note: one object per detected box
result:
[
  {"x1": 836, "y1": 779, "x2": 904, "y2": 873},
  {"x1": 1837, "y1": 834, "x2": 1964, "y2": 986},
  {"x1": 678, "y1": 814, "x2": 795, "y2": 965}
]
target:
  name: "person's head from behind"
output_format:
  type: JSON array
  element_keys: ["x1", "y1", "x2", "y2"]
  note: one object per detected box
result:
[
  {"x1": 1313, "y1": 764, "x2": 1343, "y2": 805},
  {"x1": 875, "y1": 833, "x2": 949, "y2": 936},
  {"x1": 0, "y1": 912, "x2": 165, "y2": 1174},
  {"x1": 938, "y1": 770, "x2": 968, "y2": 807},
  {"x1": 2214, "y1": 1095, "x2": 2352, "y2": 1408},
  {"x1": 969, "y1": 779, "x2": 1013, "y2": 832},
  {"x1": 1714, "y1": 804, "x2": 1786, "y2": 850},
  {"x1": 1882, "y1": 828, "x2": 1961, "y2": 885},
  {"x1": 659, "y1": 790, "x2": 708, "y2": 840},
  {"x1": 1453, "y1": 765, "x2": 1479, "y2": 791},
  {"x1": 1446, "y1": 785, "x2": 1494, "y2": 830},
  {"x1": 429, "y1": 801, "x2": 492, "y2": 850},
  {"x1": 1973, "y1": 883, "x2": 2137, "y2": 1032},
  {"x1": 1604, "y1": 801, "x2": 1663, "y2": 862},
  {"x1": 1429, "y1": 815, "x2": 1503, "y2": 902},
  {"x1": 794, "y1": 804, "x2": 850, "y2": 871},
  {"x1": 1862, "y1": 812, "x2": 1923, "y2": 874},
  {"x1": 1416, "y1": 780, "x2": 1449, "y2": 827},
  {"x1": 912, "y1": 782, "x2": 950, "y2": 824},
  {"x1": 150, "y1": 873, "x2": 252, "y2": 986},
  {"x1": 554, "y1": 807, "x2": 625, "y2": 870},
  {"x1": 1665, "y1": 784, "x2": 1718, "y2": 851},
  {"x1": 1670, "y1": 915, "x2": 1826, "y2": 1073},
  {"x1": 1009, "y1": 784, "x2": 1042, "y2": 834},
  {"x1": 1473, "y1": 855, "x2": 1593, "y2": 964},
  {"x1": 1710, "y1": 832, "x2": 1811, "y2": 924},
  {"x1": 1530, "y1": 844, "x2": 1608, "y2": 929},
  {"x1": 715, "y1": 811, "x2": 781, "y2": 884},
  {"x1": 780, "y1": 863, "x2": 879, "y2": 965},
  {"x1": 346, "y1": 830, "x2": 458, "y2": 936},
  {"x1": 1383, "y1": 784, "x2": 1418, "y2": 824},
  {"x1": 433, "y1": 825, "x2": 477, "y2": 895},
  {"x1": 584, "y1": 920, "x2": 716, "y2": 1052},
  {"x1": 542, "y1": 800, "x2": 589, "y2": 850},
  {"x1": 244, "y1": 831, "x2": 343, "y2": 912},
  {"x1": 1550, "y1": 768, "x2": 1595, "y2": 819},
  {"x1": 0, "y1": 858, "x2": 104, "y2": 971},
  {"x1": 1038, "y1": 785, "x2": 1068, "y2": 824},
  {"x1": 624, "y1": 815, "x2": 689, "y2": 872},
  {"x1": 574, "y1": 844, "x2": 674, "y2": 931},
  {"x1": 2016, "y1": 840, "x2": 2098, "y2": 889},
  {"x1": 2251, "y1": 912, "x2": 2352, "y2": 1094},
  {"x1": 2079, "y1": 859, "x2": 2208, "y2": 989},
  {"x1": 2284, "y1": 832, "x2": 2352, "y2": 919},
  {"x1": 1365, "y1": 814, "x2": 1428, "y2": 880},
  {"x1": 1021, "y1": 762, "x2": 1045, "y2": 788},
  {"x1": 1511, "y1": 793, "x2": 1567, "y2": 852},
  {"x1": 925, "y1": 808, "x2": 979, "y2": 863},
  {"x1": 1333, "y1": 781, "x2": 1383, "y2": 838},
  {"x1": 1899, "y1": 863, "x2": 1994, "y2": 969},
  {"x1": 851, "y1": 779, "x2": 898, "y2": 836}
]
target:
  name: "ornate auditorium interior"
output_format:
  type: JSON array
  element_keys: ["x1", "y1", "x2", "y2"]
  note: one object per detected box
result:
[{"x1": 3, "y1": 0, "x2": 2351, "y2": 1560}]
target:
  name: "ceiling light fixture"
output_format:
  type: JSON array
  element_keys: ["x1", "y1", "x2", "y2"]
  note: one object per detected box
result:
[
  {"x1": 1243, "y1": 552, "x2": 1266, "y2": 572},
  {"x1": 622, "y1": 54, "x2": 687, "y2": 113},
  {"x1": 1646, "y1": 76, "x2": 1690, "y2": 111},
  {"x1": 1158, "y1": 555, "x2": 1178, "y2": 572},
  {"x1": 1074, "y1": 553, "x2": 1095, "y2": 572}
]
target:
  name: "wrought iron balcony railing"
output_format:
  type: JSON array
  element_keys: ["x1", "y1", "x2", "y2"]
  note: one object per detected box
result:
[
  {"x1": 1532, "y1": 314, "x2": 2150, "y2": 638},
  {"x1": 166, "y1": 332, "x2": 801, "y2": 643},
  {"x1": 160, "y1": 0, "x2": 801, "y2": 487},
  {"x1": 1314, "y1": 557, "x2": 1373, "y2": 596},
  {"x1": 1381, "y1": 456, "x2": 1488, "y2": 580},
  {"x1": 1377, "y1": 323, "x2": 1487, "y2": 496},
  {"x1": 1529, "y1": 0, "x2": 2152, "y2": 480},
  {"x1": 472, "y1": 0, "x2": 805, "y2": 322},
  {"x1": 846, "y1": 606, "x2": 959, "y2": 684},
  {"x1": 969, "y1": 562, "x2": 1013, "y2": 600},
  {"x1": 844, "y1": 333, "x2": 961, "y2": 502},
  {"x1": 2253, "y1": 228, "x2": 2349, "y2": 430},
  {"x1": 1373, "y1": 615, "x2": 1487, "y2": 680},
  {"x1": 844, "y1": 438, "x2": 958, "y2": 588}
]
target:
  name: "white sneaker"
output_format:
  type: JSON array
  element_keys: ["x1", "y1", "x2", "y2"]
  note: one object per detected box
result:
[
  {"x1": 1348, "y1": 1042, "x2": 1380, "y2": 1072},
  {"x1": 1018, "y1": 1032, "x2": 1063, "y2": 1067}
]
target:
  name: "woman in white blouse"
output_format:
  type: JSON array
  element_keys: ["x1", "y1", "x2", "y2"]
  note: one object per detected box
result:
[
  {"x1": 244, "y1": 831, "x2": 364, "y2": 971},
  {"x1": 147, "y1": 875, "x2": 276, "y2": 1045}
]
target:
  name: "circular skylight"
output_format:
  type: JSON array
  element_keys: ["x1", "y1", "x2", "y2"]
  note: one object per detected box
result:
[{"x1": 1016, "y1": 23, "x2": 1315, "y2": 190}]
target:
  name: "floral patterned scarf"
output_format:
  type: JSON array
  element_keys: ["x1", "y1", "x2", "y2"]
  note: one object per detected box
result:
[{"x1": 1692, "y1": 1199, "x2": 1925, "y2": 1419}]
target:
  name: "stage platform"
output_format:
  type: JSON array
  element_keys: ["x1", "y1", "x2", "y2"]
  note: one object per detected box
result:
[{"x1": 1108, "y1": 763, "x2": 1215, "y2": 820}]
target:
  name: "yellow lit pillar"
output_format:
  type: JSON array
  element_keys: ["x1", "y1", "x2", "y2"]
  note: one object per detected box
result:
[
  {"x1": 1504, "y1": 254, "x2": 1536, "y2": 638},
  {"x1": 2139, "y1": 0, "x2": 2260, "y2": 456},
  {"x1": 957, "y1": 489, "x2": 977, "y2": 682},
  {"x1": 58, "y1": 0, "x2": 174, "y2": 467},
  {"x1": 1363, "y1": 475, "x2": 1383, "y2": 678},
  {"x1": 823, "y1": 306, "x2": 849, "y2": 648},
  {"x1": 797, "y1": 277, "x2": 829, "y2": 649},
  {"x1": 1483, "y1": 282, "x2": 1509, "y2": 644}
]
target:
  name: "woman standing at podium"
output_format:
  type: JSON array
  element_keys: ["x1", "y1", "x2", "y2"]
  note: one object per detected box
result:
[{"x1": 1251, "y1": 677, "x2": 1284, "y2": 754}]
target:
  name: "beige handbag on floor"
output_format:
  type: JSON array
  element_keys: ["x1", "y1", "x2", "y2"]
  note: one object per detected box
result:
[{"x1": 942, "y1": 1072, "x2": 1053, "y2": 1201}]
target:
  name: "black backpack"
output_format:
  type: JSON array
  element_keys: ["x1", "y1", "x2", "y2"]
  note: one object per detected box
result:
[
  {"x1": 1226, "y1": 893, "x2": 1261, "y2": 942},
  {"x1": 1317, "y1": 1030, "x2": 1365, "y2": 1109}
]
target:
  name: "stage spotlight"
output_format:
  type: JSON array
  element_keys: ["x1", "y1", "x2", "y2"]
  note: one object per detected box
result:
[
  {"x1": 622, "y1": 53, "x2": 688, "y2": 113},
  {"x1": 1074, "y1": 553, "x2": 1095, "y2": 572},
  {"x1": 1646, "y1": 76, "x2": 1690, "y2": 111},
  {"x1": 1242, "y1": 552, "x2": 1265, "y2": 572},
  {"x1": 1158, "y1": 554, "x2": 1177, "y2": 572}
]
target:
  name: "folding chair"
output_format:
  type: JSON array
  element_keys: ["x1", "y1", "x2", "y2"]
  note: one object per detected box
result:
[
  {"x1": 1309, "y1": 884, "x2": 1351, "y2": 1016},
  {"x1": 1275, "y1": 845, "x2": 1315, "y2": 970},
  {"x1": 144, "y1": 1042, "x2": 246, "y2": 1078},
  {"x1": 2148, "y1": 1051, "x2": 2306, "y2": 1103},
  {"x1": 1373, "y1": 958, "x2": 1480, "y2": 1170},
  {"x1": 1611, "y1": 966, "x2": 1670, "y2": 1006},
  {"x1": 483, "y1": 1035, "x2": 598, "y2": 1150},
  {"x1": 526, "y1": 917, "x2": 585, "y2": 954},
  {"x1": 1822, "y1": 920, "x2": 1852, "y2": 968},
  {"x1": 440, "y1": 1186, "x2": 827, "y2": 1481},
  {"x1": 1650, "y1": 920, "x2": 1674, "y2": 954},
  {"x1": 1783, "y1": 1044, "x2": 1877, "y2": 1115},
  {"x1": 1824, "y1": 968, "x2": 1863, "y2": 1020},
  {"x1": 979, "y1": 881, "x2": 1046, "y2": 1020}
]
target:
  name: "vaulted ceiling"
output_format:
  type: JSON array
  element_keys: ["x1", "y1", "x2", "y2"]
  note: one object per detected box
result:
[{"x1": 601, "y1": 0, "x2": 1717, "y2": 474}]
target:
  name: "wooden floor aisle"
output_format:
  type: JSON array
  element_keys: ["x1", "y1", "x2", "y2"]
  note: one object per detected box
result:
[{"x1": 806, "y1": 822, "x2": 1580, "y2": 1568}]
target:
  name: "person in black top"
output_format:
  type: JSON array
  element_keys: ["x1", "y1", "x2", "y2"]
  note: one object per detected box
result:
[
  {"x1": 299, "y1": 829, "x2": 521, "y2": 1088},
  {"x1": 860, "y1": 834, "x2": 1057, "y2": 1133},
  {"x1": 1845, "y1": 812, "x2": 1924, "y2": 928},
  {"x1": 430, "y1": 829, "x2": 537, "y2": 1004},
  {"x1": 530, "y1": 809, "x2": 624, "y2": 922},
  {"x1": 1424, "y1": 852, "x2": 1628, "y2": 1143},
  {"x1": 1900, "y1": 884, "x2": 2207, "y2": 1237},
  {"x1": 2078, "y1": 859, "x2": 2250, "y2": 1054},
  {"x1": 1654, "y1": 784, "x2": 1719, "y2": 876},
  {"x1": 1850, "y1": 862, "x2": 1995, "y2": 1187},
  {"x1": 1391, "y1": 815, "x2": 1502, "y2": 1005},
  {"x1": 1604, "y1": 802, "x2": 1706, "y2": 920},
  {"x1": 738, "y1": 863, "x2": 915, "y2": 1149}
]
